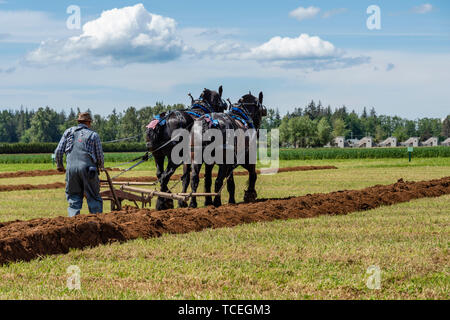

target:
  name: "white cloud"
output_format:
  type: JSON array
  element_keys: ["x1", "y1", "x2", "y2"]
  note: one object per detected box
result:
[
  {"x1": 188, "y1": 33, "x2": 369, "y2": 71},
  {"x1": 289, "y1": 6, "x2": 320, "y2": 21},
  {"x1": 234, "y1": 34, "x2": 370, "y2": 70},
  {"x1": 322, "y1": 8, "x2": 348, "y2": 18},
  {"x1": 25, "y1": 3, "x2": 183, "y2": 66},
  {"x1": 412, "y1": 3, "x2": 433, "y2": 14},
  {"x1": 245, "y1": 34, "x2": 337, "y2": 61}
]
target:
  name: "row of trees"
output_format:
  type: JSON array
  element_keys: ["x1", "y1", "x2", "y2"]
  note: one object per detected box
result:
[
  {"x1": 0, "y1": 100, "x2": 449, "y2": 147},
  {"x1": 0, "y1": 103, "x2": 182, "y2": 143}
]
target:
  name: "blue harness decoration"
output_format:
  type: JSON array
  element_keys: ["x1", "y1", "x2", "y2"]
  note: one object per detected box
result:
[
  {"x1": 153, "y1": 114, "x2": 167, "y2": 126},
  {"x1": 230, "y1": 107, "x2": 254, "y2": 128},
  {"x1": 192, "y1": 103, "x2": 211, "y2": 114},
  {"x1": 205, "y1": 114, "x2": 219, "y2": 127},
  {"x1": 186, "y1": 110, "x2": 202, "y2": 118}
]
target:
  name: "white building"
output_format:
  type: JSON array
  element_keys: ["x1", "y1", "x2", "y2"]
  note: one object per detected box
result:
[
  {"x1": 401, "y1": 137, "x2": 419, "y2": 147},
  {"x1": 441, "y1": 138, "x2": 450, "y2": 146},
  {"x1": 356, "y1": 137, "x2": 373, "y2": 148},
  {"x1": 378, "y1": 137, "x2": 397, "y2": 147},
  {"x1": 333, "y1": 136, "x2": 345, "y2": 148},
  {"x1": 421, "y1": 137, "x2": 439, "y2": 147}
]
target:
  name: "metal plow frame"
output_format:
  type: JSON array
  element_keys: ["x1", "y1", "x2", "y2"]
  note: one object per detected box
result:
[{"x1": 100, "y1": 169, "x2": 218, "y2": 211}]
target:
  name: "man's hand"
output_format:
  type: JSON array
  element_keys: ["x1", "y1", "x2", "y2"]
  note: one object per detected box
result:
[{"x1": 57, "y1": 166, "x2": 66, "y2": 173}]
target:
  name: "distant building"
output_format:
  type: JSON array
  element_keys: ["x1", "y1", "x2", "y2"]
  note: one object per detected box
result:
[
  {"x1": 441, "y1": 138, "x2": 450, "y2": 146},
  {"x1": 332, "y1": 136, "x2": 345, "y2": 148},
  {"x1": 346, "y1": 139, "x2": 359, "y2": 148},
  {"x1": 421, "y1": 137, "x2": 438, "y2": 147},
  {"x1": 378, "y1": 137, "x2": 398, "y2": 147},
  {"x1": 356, "y1": 137, "x2": 373, "y2": 148},
  {"x1": 401, "y1": 137, "x2": 419, "y2": 147}
]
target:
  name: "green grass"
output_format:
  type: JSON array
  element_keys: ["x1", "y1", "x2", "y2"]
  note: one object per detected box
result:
[
  {"x1": 0, "y1": 158, "x2": 449, "y2": 299},
  {"x1": 0, "y1": 196, "x2": 448, "y2": 299},
  {"x1": 0, "y1": 152, "x2": 147, "y2": 164},
  {"x1": 0, "y1": 142, "x2": 147, "y2": 154},
  {"x1": 1, "y1": 146, "x2": 449, "y2": 163},
  {"x1": 279, "y1": 146, "x2": 450, "y2": 160}
]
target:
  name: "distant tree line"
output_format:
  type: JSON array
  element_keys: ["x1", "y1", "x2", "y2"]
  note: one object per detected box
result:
[
  {"x1": 0, "y1": 103, "x2": 183, "y2": 143},
  {"x1": 275, "y1": 101, "x2": 449, "y2": 148},
  {"x1": 0, "y1": 100, "x2": 449, "y2": 147}
]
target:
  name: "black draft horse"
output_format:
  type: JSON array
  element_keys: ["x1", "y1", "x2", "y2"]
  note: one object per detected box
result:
[
  {"x1": 188, "y1": 92, "x2": 267, "y2": 208},
  {"x1": 145, "y1": 86, "x2": 227, "y2": 210}
]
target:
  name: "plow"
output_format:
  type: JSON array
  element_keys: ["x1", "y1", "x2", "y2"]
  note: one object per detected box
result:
[{"x1": 100, "y1": 168, "x2": 219, "y2": 211}]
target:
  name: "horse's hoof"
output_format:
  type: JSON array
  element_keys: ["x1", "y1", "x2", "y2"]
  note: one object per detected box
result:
[
  {"x1": 189, "y1": 201, "x2": 197, "y2": 209},
  {"x1": 178, "y1": 201, "x2": 188, "y2": 208},
  {"x1": 204, "y1": 197, "x2": 213, "y2": 206},
  {"x1": 156, "y1": 197, "x2": 174, "y2": 210},
  {"x1": 165, "y1": 198, "x2": 174, "y2": 209},
  {"x1": 213, "y1": 198, "x2": 222, "y2": 208},
  {"x1": 244, "y1": 190, "x2": 257, "y2": 203},
  {"x1": 228, "y1": 198, "x2": 236, "y2": 204},
  {"x1": 156, "y1": 198, "x2": 165, "y2": 211}
]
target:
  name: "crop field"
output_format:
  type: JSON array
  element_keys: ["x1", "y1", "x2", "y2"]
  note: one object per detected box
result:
[
  {"x1": 0, "y1": 157, "x2": 449, "y2": 299},
  {"x1": 1, "y1": 146, "x2": 449, "y2": 164}
]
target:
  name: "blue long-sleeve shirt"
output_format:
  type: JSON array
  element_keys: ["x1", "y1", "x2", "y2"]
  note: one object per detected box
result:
[{"x1": 54, "y1": 124, "x2": 104, "y2": 168}]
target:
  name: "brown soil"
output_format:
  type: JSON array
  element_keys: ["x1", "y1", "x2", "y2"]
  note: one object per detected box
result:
[
  {"x1": 0, "y1": 183, "x2": 66, "y2": 192},
  {"x1": 0, "y1": 176, "x2": 449, "y2": 265},
  {"x1": 0, "y1": 166, "x2": 337, "y2": 192},
  {"x1": 0, "y1": 169, "x2": 64, "y2": 179},
  {"x1": 0, "y1": 168, "x2": 121, "y2": 179}
]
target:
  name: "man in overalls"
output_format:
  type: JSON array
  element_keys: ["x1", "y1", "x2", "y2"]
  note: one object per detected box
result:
[{"x1": 54, "y1": 112, "x2": 104, "y2": 217}]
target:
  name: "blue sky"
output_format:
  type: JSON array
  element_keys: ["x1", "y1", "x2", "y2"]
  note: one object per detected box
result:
[{"x1": 0, "y1": 0, "x2": 449, "y2": 118}]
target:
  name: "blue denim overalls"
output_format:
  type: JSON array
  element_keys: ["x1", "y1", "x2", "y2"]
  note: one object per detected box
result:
[{"x1": 65, "y1": 126, "x2": 103, "y2": 217}]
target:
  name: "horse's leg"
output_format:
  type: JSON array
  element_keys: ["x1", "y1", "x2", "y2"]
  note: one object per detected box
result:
[
  {"x1": 213, "y1": 165, "x2": 231, "y2": 207},
  {"x1": 226, "y1": 171, "x2": 236, "y2": 204},
  {"x1": 155, "y1": 155, "x2": 167, "y2": 211},
  {"x1": 189, "y1": 163, "x2": 202, "y2": 208},
  {"x1": 154, "y1": 154, "x2": 164, "y2": 182},
  {"x1": 156, "y1": 159, "x2": 179, "y2": 210},
  {"x1": 243, "y1": 163, "x2": 257, "y2": 203},
  {"x1": 204, "y1": 164, "x2": 214, "y2": 206},
  {"x1": 178, "y1": 164, "x2": 191, "y2": 208}
]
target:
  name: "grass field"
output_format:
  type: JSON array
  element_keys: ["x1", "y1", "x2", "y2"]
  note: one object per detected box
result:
[
  {"x1": 0, "y1": 158, "x2": 449, "y2": 299},
  {"x1": 1, "y1": 146, "x2": 449, "y2": 164}
]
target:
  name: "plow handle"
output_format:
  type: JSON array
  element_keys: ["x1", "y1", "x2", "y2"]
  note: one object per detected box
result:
[{"x1": 103, "y1": 169, "x2": 122, "y2": 211}]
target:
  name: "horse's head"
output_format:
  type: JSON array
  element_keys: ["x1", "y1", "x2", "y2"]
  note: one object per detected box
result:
[
  {"x1": 237, "y1": 91, "x2": 267, "y2": 129},
  {"x1": 199, "y1": 85, "x2": 227, "y2": 113},
  {"x1": 145, "y1": 112, "x2": 168, "y2": 152}
]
